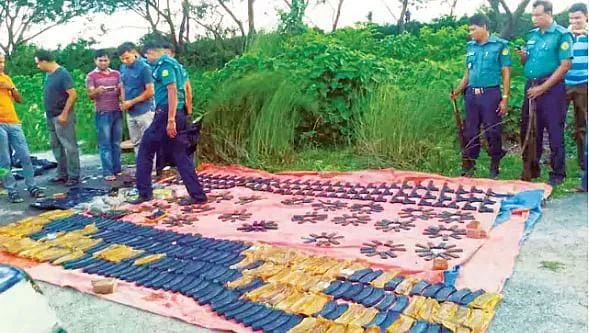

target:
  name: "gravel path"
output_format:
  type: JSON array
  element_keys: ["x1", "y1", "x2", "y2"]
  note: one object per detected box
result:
[{"x1": 488, "y1": 194, "x2": 588, "y2": 333}]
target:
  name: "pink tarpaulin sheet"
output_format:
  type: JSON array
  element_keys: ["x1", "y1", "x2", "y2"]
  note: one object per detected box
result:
[{"x1": 1, "y1": 164, "x2": 551, "y2": 332}]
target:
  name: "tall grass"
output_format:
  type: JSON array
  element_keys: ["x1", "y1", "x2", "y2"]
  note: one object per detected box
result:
[
  {"x1": 353, "y1": 83, "x2": 457, "y2": 173},
  {"x1": 200, "y1": 72, "x2": 317, "y2": 166}
]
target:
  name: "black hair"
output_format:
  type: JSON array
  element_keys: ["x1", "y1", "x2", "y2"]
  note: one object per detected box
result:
[
  {"x1": 94, "y1": 49, "x2": 109, "y2": 59},
  {"x1": 35, "y1": 49, "x2": 54, "y2": 62},
  {"x1": 570, "y1": 3, "x2": 587, "y2": 15},
  {"x1": 468, "y1": 14, "x2": 490, "y2": 29},
  {"x1": 117, "y1": 42, "x2": 137, "y2": 56},
  {"x1": 163, "y1": 43, "x2": 176, "y2": 53},
  {"x1": 533, "y1": 1, "x2": 553, "y2": 15},
  {"x1": 142, "y1": 42, "x2": 166, "y2": 54}
]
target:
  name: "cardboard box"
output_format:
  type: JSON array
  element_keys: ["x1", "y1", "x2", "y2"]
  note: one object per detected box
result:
[{"x1": 91, "y1": 278, "x2": 116, "y2": 294}]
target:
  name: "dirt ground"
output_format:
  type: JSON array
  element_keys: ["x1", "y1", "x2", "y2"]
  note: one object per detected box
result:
[{"x1": 1, "y1": 153, "x2": 587, "y2": 333}]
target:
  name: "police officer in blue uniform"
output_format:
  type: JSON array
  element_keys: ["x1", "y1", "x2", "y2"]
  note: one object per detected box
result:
[
  {"x1": 130, "y1": 42, "x2": 207, "y2": 205},
  {"x1": 451, "y1": 14, "x2": 511, "y2": 179},
  {"x1": 155, "y1": 43, "x2": 194, "y2": 176},
  {"x1": 517, "y1": 1, "x2": 574, "y2": 186}
]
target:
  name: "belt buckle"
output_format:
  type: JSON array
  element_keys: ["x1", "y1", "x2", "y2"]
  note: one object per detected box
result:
[{"x1": 474, "y1": 88, "x2": 483, "y2": 95}]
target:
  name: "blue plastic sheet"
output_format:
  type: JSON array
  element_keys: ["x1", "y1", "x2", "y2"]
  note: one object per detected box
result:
[
  {"x1": 0, "y1": 264, "x2": 25, "y2": 293},
  {"x1": 493, "y1": 189, "x2": 545, "y2": 240}
]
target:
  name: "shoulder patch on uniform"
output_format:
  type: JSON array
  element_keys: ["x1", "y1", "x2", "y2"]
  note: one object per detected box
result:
[
  {"x1": 502, "y1": 48, "x2": 509, "y2": 55},
  {"x1": 561, "y1": 42, "x2": 570, "y2": 50},
  {"x1": 162, "y1": 69, "x2": 169, "y2": 77}
]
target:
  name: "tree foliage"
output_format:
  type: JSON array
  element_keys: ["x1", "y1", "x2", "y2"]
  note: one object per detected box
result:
[{"x1": 0, "y1": 0, "x2": 117, "y2": 56}]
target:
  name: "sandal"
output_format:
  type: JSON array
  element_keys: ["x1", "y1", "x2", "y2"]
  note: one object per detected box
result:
[
  {"x1": 105, "y1": 175, "x2": 117, "y2": 181},
  {"x1": 50, "y1": 176, "x2": 67, "y2": 184},
  {"x1": 8, "y1": 192, "x2": 24, "y2": 203},
  {"x1": 65, "y1": 179, "x2": 80, "y2": 187},
  {"x1": 29, "y1": 186, "x2": 46, "y2": 198}
]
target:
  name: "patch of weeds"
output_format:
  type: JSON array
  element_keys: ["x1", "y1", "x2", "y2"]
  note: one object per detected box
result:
[{"x1": 539, "y1": 260, "x2": 565, "y2": 272}]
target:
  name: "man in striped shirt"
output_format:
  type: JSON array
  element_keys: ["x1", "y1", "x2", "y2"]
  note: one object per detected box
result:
[{"x1": 565, "y1": 3, "x2": 588, "y2": 171}]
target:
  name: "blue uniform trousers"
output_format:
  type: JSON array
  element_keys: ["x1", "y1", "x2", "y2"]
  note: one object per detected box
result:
[
  {"x1": 135, "y1": 106, "x2": 206, "y2": 201},
  {"x1": 463, "y1": 86, "x2": 505, "y2": 162},
  {"x1": 521, "y1": 79, "x2": 567, "y2": 180}
]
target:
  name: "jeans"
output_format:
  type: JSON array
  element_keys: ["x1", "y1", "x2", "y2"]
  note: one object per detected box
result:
[
  {"x1": 566, "y1": 84, "x2": 588, "y2": 169},
  {"x1": 96, "y1": 111, "x2": 122, "y2": 176},
  {"x1": 127, "y1": 111, "x2": 155, "y2": 155},
  {"x1": 0, "y1": 124, "x2": 36, "y2": 193},
  {"x1": 583, "y1": 125, "x2": 588, "y2": 191},
  {"x1": 46, "y1": 112, "x2": 80, "y2": 180}
]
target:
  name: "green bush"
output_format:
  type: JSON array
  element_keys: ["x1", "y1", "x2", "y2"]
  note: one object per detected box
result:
[{"x1": 11, "y1": 69, "x2": 97, "y2": 153}]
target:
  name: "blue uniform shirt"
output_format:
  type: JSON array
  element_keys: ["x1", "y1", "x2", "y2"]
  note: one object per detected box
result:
[
  {"x1": 120, "y1": 57, "x2": 155, "y2": 116},
  {"x1": 466, "y1": 35, "x2": 512, "y2": 88},
  {"x1": 152, "y1": 54, "x2": 185, "y2": 110},
  {"x1": 524, "y1": 21, "x2": 574, "y2": 79}
]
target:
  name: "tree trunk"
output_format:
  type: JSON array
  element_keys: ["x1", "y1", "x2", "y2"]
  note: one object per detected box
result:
[
  {"x1": 248, "y1": 0, "x2": 255, "y2": 36},
  {"x1": 332, "y1": 0, "x2": 344, "y2": 31},
  {"x1": 490, "y1": 0, "x2": 532, "y2": 39},
  {"x1": 449, "y1": 0, "x2": 458, "y2": 16},
  {"x1": 397, "y1": 0, "x2": 409, "y2": 33},
  {"x1": 246, "y1": 0, "x2": 256, "y2": 49}
]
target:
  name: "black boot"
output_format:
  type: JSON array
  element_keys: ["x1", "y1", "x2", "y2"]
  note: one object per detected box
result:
[
  {"x1": 461, "y1": 158, "x2": 475, "y2": 177},
  {"x1": 490, "y1": 159, "x2": 500, "y2": 179},
  {"x1": 490, "y1": 151, "x2": 506, "y2": 180}
]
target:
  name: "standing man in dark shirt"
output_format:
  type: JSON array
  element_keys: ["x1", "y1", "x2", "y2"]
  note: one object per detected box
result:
[{"x1": 35, "y1": 50, "x2": 80, "y2": 187}]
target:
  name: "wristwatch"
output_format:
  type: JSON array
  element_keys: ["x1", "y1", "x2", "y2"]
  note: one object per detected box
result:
[{"x1": 502, "y1": 95, "x2": 508, "y2": 99}]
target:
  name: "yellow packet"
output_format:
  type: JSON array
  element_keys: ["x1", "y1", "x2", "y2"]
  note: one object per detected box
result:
[
  {"x1": 335, "y1": 304, "x2": 366, "y2": 325},
  {"x1": 469, "y1": 292, "x2": 503, "y2": 312},
  {"x1": 275, "y1": 291, "x2": 305, "y2": 311},
  {"x1": 9, "y1": 238, "x2": 41, "y2": 254},
  {"x1": 265, "y1": 286, "x2": 294, "y2": 305},
  {"x1": 370, "y1": 270, "x2": 400, "y2": 288},
  {"x1": 395, "y1": 277, "x2": 421, "y2": 295},
  {"x1": 134, "y1": 253, "x2": 166, "y2": 266},
  {"x1": 403, "y1": 296, "x2": 426, "y2": 319},
  {"x1": 346, "y1": 324, "x2": 365, "y2": 333},
  {"x1": 323, "y1": 261, "x2": 352, "y2": 279},
  {"x1": 463, "y1": 309, "x2": 494, "y2": 333},
  {"x1": 267, "y1": 268, "x2": 293, "y2": 284},
  {"x1": 53, "y1": 250, "x2": 86, "y2": 265},
  {"x1": 299, "y1": 294, "x2": 331, "y2": 316},
  {"x1": 244, "y1": 283, "x2": 276, "y2": 301},
  {"x1": 432, "y1": 302, "x2": 459, "y2": 324},
  {"x1": 386, "y1": 314, "x2": 415, "y2": 333},
  {"x1": 417, "y1": 297, "x2": 440, "y2": 321},
  {"x1": 289, "y1": 317, "x2": 317, "y2": 333},
  {"x1": 325, "y1": 323, "x2": 347, "y2": 333},
  {"x1": 348, "y1": 307, "x2": 378, "y2": 327},
  {"x1": 288, "y1": 293, "x2": 316, "y2": 313}
]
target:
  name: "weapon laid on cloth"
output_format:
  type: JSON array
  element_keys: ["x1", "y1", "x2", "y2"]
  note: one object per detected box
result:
[
  {"x1": 450, "y1": 89, "x2": 468, "y2": 169},
  {"x1": 521, "y1": 98, "x2": 538, "y2": 181}
]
